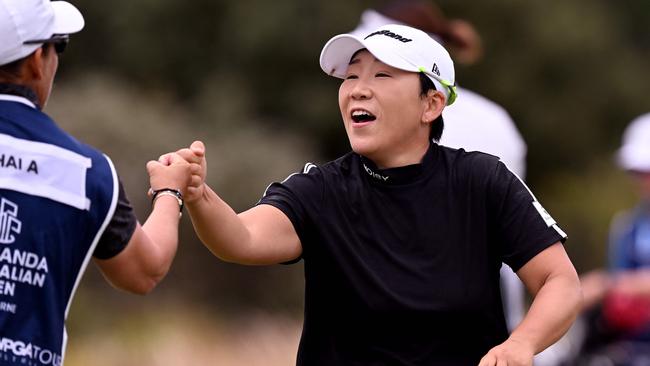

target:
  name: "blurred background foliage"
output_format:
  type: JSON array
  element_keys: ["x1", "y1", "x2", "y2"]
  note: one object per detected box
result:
[{"x1": 41, "y1": 0, "x2": 649, "y2": 364}]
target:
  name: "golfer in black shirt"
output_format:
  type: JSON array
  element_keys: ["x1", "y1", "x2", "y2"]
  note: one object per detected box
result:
[{"x1": 163, "y1": 24, "x2": 581, "y2": 366}]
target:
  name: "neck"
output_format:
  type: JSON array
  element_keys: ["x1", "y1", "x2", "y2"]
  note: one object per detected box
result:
[
  {"x1": 369, "y1": 139, "x2": 431, "y2": 169},
  {"x1": 0, "y1": 82, "x2": 41, "y2": 109}
]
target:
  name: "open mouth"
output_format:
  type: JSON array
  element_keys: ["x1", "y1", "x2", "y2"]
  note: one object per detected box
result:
[{"x1": 351, "y1": 109, "x2": 376, "y2": 123}]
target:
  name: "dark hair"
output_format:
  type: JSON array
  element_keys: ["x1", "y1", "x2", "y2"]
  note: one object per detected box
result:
[{"x1": 419, "y1": 72, "x2": 444, "y2": 141}]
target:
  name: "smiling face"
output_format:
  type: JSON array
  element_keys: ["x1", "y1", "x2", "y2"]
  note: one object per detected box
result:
[{"x1": 338, "y1": 50, "x2": 444, "y2": 168}]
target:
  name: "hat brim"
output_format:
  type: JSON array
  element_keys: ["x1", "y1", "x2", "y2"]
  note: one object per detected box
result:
[
  {"x1": 319, "y1": 34, "x2": 419, "y2": 79},
  {"x1": 51, "y1": 1, "x2": 84, "y2": 35},
  {"x1": 320, "y1": 35, "x2": 365, "y2": 78}
]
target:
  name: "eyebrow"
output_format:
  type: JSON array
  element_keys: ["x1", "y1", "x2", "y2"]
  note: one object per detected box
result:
[{"x1": 348, "y1": 56, "x2": 382, "y2": 66}]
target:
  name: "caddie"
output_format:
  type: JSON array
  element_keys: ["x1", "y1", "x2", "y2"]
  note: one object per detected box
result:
[{"x1": 0, "y1": 0, "x2": 190, "y2": 365}]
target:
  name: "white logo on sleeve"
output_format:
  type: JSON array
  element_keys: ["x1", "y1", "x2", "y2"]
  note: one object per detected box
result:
[
  {"x1": 0, "y1": 198, "x2": 20, "y2": 244},
  {"x1": 532, "y1": 201, "x2": 556, "y2": 227}
]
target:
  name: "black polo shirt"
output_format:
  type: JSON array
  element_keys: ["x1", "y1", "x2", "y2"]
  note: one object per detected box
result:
[{"x1": 258, "y1": 143, "x2": 566, "y2": 365}]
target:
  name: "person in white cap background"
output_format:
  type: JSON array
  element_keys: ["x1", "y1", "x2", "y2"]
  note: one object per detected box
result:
[
  {"x1": 514, "y1": 112, "x2": 650, "y2": 365},
  {"x1": 158, "y1": 22, "x2": 581, "y2": 365},
  {"x1": 608, "y1": 114, "x2": 650, "y2": 308},
  {"x1": 554, "y1": 113, "x2": 650, "y2": 364},
  {"x1": 0, "y1": 0, "x2": 191, "y2": 364}
]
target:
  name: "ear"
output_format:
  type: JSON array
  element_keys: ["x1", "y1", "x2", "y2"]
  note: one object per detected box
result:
[
  {"x1": 23, "y1": 47, "x2": 46, "y2": 81},
  {"x1": 421, "y1": 89, "x2": 446, "y2": 125}
]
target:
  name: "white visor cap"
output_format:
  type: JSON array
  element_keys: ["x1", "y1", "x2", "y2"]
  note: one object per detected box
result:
[
  {"x1": 320, "y1": 24, "x2": 457, "y2": 105},
  {"x1": 618, "y1": 113, "x2": 650, "y2": 172},
  {"x1": 0, "y1": 0, "x2": 84, "y2": 66}
]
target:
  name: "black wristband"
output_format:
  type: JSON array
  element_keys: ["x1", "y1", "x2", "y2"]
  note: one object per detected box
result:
[{"x1": 149, "y1": 188, "x2": 184, "y2": 216}]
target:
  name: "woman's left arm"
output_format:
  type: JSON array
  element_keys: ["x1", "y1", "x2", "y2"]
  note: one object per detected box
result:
[{"x1": 479, "y1": 242, "x2": 582, "y2": 366}]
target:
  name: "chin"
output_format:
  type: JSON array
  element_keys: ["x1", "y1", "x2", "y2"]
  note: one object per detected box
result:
[{"x1": 349, "y1": 139, "x2": 379, "y2": 159}]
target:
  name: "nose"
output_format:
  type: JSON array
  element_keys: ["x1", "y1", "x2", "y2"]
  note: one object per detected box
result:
[{"x1": 350, "y1": 79, "x2": 372, "y2": 100}]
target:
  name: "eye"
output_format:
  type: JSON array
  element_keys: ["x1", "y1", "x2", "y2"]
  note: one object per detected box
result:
[
  {"x1": 345, "y1": 74, "x2": 358, "y2": 80},
  {"x1": 375, "y1": 72, "x2": 390, "y2": 78}
]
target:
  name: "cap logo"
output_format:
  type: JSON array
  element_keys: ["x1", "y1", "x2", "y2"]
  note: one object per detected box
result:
[
  {"x1": 432, "y1": 63, "x2": 440, "y2": 76},
  {"x1": 364, "y1": 30, "x2": 412, "y2": 43}
]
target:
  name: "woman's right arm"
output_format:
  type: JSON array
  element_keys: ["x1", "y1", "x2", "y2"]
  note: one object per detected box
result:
[
  {"x1": 178, "y1": 140, "x2": 302, "y2": 265},
  {"x1": 187, "y1": 183, "x2": 302, "y2": 265}
]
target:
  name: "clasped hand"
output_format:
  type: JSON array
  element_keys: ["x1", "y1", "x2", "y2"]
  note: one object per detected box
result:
[{"x1": 147, "y1": 140, "x2": 207, "y2": 203}]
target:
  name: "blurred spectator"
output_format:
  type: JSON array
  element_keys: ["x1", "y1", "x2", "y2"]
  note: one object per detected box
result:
[
  {"x1": 611, "y1": 113, "x2": 650, "y2": 276},
  {"x1": 571, "y1": 113, "x2": 650, "y2": 365},
  {"x1": 607, "y1": 113, "x2": 650, "y2": 338}
]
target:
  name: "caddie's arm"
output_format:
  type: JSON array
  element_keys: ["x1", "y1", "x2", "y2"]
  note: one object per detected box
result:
[{"x1": 94, "y1": 153, "x2": 191, "y2": 295}]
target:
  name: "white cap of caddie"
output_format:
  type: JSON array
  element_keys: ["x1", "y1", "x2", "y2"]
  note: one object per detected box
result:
[
  {"x1": 319, "y1": 24, "x2": 457, "y2": 105},
  {"x1": 0, "y1": 0, "x2": 84, "y2": 66},
  {"x1": 618, "y1": 113, "x2": 650, "y2": 172}
]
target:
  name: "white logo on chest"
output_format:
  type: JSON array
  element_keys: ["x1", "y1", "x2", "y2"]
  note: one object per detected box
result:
[
  {"x1": 363, "y1": 164, "x2": 389, "y2": 182},
  {"x1": 0, "y1": 198, "x2": 21, "y2": 244}
]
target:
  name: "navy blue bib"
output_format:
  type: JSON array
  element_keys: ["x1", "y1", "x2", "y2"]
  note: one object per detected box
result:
[{"x1": 0, "y1": 96, "x2": 118, "y2": 366}]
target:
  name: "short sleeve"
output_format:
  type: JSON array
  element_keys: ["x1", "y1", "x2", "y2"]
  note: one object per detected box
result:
[
  {"x1": 488, "y1": 161, "x2": 567, "y2": 271},
  {"x1": 93, "y1": 179, "x2": 137, "y2": 260},
  {"x1": 256, "y1": 163, "x2": 323, "y2": 255}
]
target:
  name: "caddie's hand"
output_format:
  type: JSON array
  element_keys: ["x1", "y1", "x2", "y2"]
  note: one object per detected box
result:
[
  {"x1": 147, "y1": 153, "x2": 192, "y2": 197},
  {"x1": 478, "y1": 337, "x2": 534, "y2": 366},
  {"x1": 174, "y1": 140, "x2": 207, "y2": 203}
]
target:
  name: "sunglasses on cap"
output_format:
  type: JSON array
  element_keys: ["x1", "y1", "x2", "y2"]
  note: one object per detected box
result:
[{"x1": 23, "y1": 35, "x2": 70, "y2": 55}]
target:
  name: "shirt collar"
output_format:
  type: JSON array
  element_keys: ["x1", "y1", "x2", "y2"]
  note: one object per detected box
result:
[
  {"x1": 0, "y1": 83, "x2": 40, "y2": 109},
  {"x1": 359, "y1": 143, "x2": 439, "y2": 185}
]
